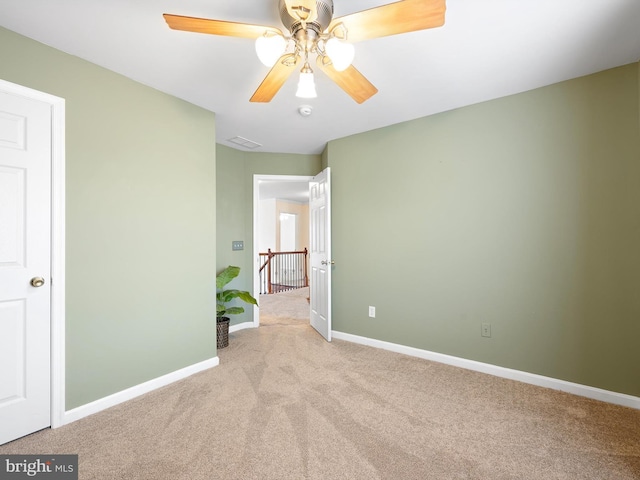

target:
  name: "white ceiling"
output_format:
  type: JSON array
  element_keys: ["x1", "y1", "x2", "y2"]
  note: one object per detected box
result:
[{"x1": 1, "y1": 0, "x2": 639, "y2": 155}]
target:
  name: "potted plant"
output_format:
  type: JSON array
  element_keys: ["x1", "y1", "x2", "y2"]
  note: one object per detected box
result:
[{"x1": 216, "y1": 265, "x2": 258, "y2": 348}]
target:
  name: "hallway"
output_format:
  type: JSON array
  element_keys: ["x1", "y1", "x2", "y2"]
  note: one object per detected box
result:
[{"x1": 259, "y1": 287, "x2": 310, "y2": 326}]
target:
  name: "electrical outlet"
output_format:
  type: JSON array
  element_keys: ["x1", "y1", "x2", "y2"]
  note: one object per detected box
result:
[
  {"x1": 481, "y1": 323, "x2": 491, "y2": 338},
  {"x1": 368, "y1": 306, "x2": 376, "y2": 318}
]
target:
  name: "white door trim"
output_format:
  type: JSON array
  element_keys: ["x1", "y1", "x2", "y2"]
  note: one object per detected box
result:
[
  {"x1": 0, "y1": 79, "x2": 66, "y2": 429},
  {"x1": 253, "y1": 174, "x2": 313, "y2": 327}
]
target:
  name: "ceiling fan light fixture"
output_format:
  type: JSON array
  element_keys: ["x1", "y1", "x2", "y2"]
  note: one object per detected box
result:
[
  {"x1": 255, "y1": 33, "x2": 286, "y2": 67},
  {"x1": 325, "y1": 37, "x2": 354, "y2": 72},
  {"x1": 296, "y1": 64, "x2": 317, "y2": 98},
  {"x1": 165, "y1": 0, "x2": 446, "y2": 104}
]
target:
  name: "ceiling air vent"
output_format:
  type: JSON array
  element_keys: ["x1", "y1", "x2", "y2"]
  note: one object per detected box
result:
[{"x1": 227, "y1": 136, "x2": 262, "y2": 149}]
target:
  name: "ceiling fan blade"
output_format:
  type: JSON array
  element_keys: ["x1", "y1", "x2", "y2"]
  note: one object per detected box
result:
[
  {"x1": 328, "y1": 0, "x2": 445, "y2": 43},
  {"x1": 316, "y1": 56, "x2": 378, "y2": 104},
  {"x1": 163, "y1": 14, "x2": 282, "y2": 39},
  {"x1": 251, "y1": 54, "x2": 300, "y2": 103},
  {"x1": 284, "y1": 0, "x2": 318, "y2": 24}
]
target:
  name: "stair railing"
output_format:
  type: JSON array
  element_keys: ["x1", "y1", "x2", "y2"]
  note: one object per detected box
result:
[{"x1": 259, "y1": 248, "x2": 309, "y2": 294}]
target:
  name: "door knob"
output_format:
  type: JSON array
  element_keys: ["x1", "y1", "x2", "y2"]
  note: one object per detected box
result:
[
  {"x1": 30, "y1": 277, "x2": 45, "y2": 288},
  {"x1": 320, "y1": 260, "x2": 335, "y2": 265}
]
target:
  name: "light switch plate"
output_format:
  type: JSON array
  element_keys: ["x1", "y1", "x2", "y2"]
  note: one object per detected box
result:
[{"x1": 232, "y1": 240, "x2": 244, "y2": 251}]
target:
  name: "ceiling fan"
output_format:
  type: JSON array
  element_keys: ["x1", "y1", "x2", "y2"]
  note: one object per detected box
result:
[{"x1": 163, "y1": 0, "x2": 446, "y2": 104}]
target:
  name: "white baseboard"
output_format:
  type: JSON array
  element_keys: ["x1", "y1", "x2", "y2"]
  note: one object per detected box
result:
[
  {"x1": 62, "y1": 357, "x2": 219, "y2": 426},
  {"x1": 332, "y1": 330, "x2": 640, "y2": 411},
  {"x1": 230, "y1": 321, "x2": 256, "y2": 333}
]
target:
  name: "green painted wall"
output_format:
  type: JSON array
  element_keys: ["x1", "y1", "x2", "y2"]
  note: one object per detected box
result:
[
  {"x1": 216, "y1": 145, "x2": 322, "y2": 325},
  {"x1": 0, "y1": 27, "x2": 217, "y2": 409},
  {"x1": 327, "y1": 63, "x2": 640, "y2": 397},
  {"x1": 3, "y1": 24, "x2": 638, "y2": 406}
]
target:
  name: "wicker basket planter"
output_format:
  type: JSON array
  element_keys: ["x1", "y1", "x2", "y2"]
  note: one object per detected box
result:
[{"x1": 216, "y1": 316, "x2": 230, "y2": 349}]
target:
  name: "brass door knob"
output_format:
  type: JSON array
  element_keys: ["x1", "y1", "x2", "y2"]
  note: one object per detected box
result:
[{"x1": 30, "y1": 277, "x2": 45, "y2": 288}]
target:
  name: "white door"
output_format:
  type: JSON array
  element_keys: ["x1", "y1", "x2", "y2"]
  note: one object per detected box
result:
[
  {"x1": 0, "y1": 90, "x2": 52, "y2": 445},
  {"x1": 309, "y1": 168, "x2": 331, "y2": 341}
]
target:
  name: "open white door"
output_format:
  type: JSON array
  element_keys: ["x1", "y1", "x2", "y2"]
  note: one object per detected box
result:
[
  {"x1": 0, "y1": 90, "x2": 52, "y2": 444},
  {"x1": 309, "y1": 168, "x2": 332, "y2": 341}
]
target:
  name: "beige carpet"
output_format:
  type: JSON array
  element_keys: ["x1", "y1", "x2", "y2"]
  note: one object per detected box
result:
[
  {"x1": 2, "y1": 290, "x2": 639, "y2": 479},
  {"x1": 258, "y1": 286, "x2": 310, "y2": 325}
]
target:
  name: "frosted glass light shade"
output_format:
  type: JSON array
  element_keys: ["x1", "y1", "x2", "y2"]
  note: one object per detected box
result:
[
  {"x1": 255, "y1": 34, "x2": 286, "y2": 67},
  {"x1": 296, "y1": 72, "x2": 317, "y2": 98},
  {"x1": 325, "y1": 38, "x2": 355, "y2": 71}
]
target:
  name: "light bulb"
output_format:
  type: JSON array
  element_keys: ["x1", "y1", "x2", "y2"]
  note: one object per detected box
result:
[
  {"x1": 295, "y1": 70, "x2": 317, "y2": 98},
  {"x1": 325, "y1": 38, "x2": 355, "y2": 72},
  {"x1": 255, "y1": 33, "x2": 286, "y2": 67}
]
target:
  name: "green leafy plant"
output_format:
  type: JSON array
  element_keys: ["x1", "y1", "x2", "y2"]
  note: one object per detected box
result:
[{"x1": 216, "y1": 265, "x2": 258, "y2": 318}]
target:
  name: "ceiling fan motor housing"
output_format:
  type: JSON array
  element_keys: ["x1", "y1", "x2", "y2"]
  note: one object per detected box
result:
[{"x1": 278, "y1": 0, "x2": 334, "y2": 36}]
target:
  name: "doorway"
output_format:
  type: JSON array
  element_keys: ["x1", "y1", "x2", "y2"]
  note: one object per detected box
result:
[{"x1": 253, "y1": 175, "x2": 312, "y2": 327}]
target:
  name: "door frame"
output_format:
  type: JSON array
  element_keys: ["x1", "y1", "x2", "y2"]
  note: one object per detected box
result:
[
  {"x1": 0, "y1": 79, "x2": 66, "y2": 429},
  {"x1": 252, "y1": 174, "x2": 313, "y2": 327}
]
